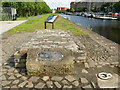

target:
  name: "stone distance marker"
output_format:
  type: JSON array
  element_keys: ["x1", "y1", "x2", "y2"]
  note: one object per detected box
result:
[{"x1": 26, "y1": 48, "x2": 75, "y2": 75}]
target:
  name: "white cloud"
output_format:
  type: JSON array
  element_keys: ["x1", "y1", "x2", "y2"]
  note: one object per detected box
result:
[{"x1": 44, "y1": 0, "x2": 76, "y2": 9}]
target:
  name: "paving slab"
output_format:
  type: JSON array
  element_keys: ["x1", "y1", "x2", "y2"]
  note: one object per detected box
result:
[
  {"x1": 0, "y1": 20, "x2": 27, "y2": 34},
  {"x1": 97, "y1": 74, "x2": 120, "y2": 88}
]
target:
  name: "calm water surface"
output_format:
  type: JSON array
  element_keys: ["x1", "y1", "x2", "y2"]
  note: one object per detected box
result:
[{"x1": 58, "y1": 14, "x2": 120, "y2": 44}]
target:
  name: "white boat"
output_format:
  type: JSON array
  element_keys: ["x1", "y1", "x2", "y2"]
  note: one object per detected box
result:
[{"x1": 95, "y1": 16, "x2": 118, "y2": 20}]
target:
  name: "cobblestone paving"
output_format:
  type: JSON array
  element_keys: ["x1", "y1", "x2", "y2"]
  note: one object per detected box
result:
[
  {"x1": 19, "y1": 29, "x2": 83, "y2": 52},
  {"x1": 1, "y1": 29, "x2": 120, "y2": 89},
  {"x1": 78, "y1": 35, "x2": 120, "y2": 67},
  {"x1": 1, "y1": 65, "x2": 93, "y2": 88}
]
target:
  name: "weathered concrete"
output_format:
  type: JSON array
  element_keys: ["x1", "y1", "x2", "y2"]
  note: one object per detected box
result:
[
  {"x1": 97, "y1": 74, "x2": 120, "y2": 88},
  {"x1": 26, "y1": 48, "x2": 74, "y2": 75},
  {"x1": 14, "y1": 30, "x2": 86, "y2": 75}
]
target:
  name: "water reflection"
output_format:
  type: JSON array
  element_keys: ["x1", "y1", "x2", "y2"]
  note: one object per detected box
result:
[{"x1": 59, "y1": 14, "x2": 120, "y2": 44}]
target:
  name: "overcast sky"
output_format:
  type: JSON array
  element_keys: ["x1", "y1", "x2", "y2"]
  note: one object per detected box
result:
[
  {"x1": 44, "y1": 0, "x2": 117, "y2": 9},
  {"x1": 44, "y1": 0, "x2": 76, "y2": 9}
]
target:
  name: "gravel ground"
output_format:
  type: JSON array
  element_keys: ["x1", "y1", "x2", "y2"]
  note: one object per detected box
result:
[
  {"x1": 1, "y1": 32, "x2": 33, "y2": 64},
  {"x1": 1, "y1": 30, "x2": 120, "y2": 89},
  {"x1": 78, "y1": 35, "x2": 119, "y2": 64},
  {"x1": 1, "y1": 31, "x2": 119, "y2": 66}
]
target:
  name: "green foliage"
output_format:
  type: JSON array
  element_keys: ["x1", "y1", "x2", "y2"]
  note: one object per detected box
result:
[
  {"x1": 82, "y1": 7, "x2": 87, "y2": 12},
  {"x1": 91, "y1": 6, "x2": 97, "y2": 12},
  {"x1": 100, "y1": 3, "x2": 110, "y2": 11},
  {"x1": 113, "y1": 1, "x2": 120, "y2": 12},
  {"x1": 77, "y1": 7, "x2": 87, "y2": 12},
  {"x1": 0, "y1": 2, "x2": 2, "y2": 7},
  {"x1": 66, "y1": 9, "x2": 70, "y2": 12},
  {"x1": 7, "y1": 14, "x2": 88, "y2": 36},
  {"x1": 2, "y1": 1, "x2": 51, "y2": 17},
  {"x1": 70, "y1": 8, "x2": 75, "y2": 12},
  {"x1": 56, "y1": 10, "x2": 66, "y2": 13},
  {"x1": 78, "y1": 8, "x2": 83, "y2": 12}
]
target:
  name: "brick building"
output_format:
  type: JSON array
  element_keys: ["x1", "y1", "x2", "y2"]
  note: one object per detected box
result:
[{"x1": 57, "y1": 7, "x2": 69, "y2": 11}]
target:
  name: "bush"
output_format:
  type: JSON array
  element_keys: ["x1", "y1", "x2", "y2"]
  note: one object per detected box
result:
[{"x1": 56, "y1": 10, "x2": 66, "y2": 13}]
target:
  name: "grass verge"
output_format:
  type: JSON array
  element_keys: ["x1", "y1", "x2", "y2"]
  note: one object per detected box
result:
[
  {"x1": 17, "y1": 17, "x2": 30, "y2": 20},
  {"x1": 7, "y1": 14, "x2": 88, "y2": 36},
  {"x1": 16, "y1": 14, "x2": 44, "y2": 20}
]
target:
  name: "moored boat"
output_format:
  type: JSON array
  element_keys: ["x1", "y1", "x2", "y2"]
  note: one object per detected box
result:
[{"x1": 94, "y1": 16, "x2": 118, "y2": 20}]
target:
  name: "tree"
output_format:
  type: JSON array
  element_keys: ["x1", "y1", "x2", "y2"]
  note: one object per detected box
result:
[
  {"x1": 56, "y1": 10, "x2": 66, "y2": 13},
  {"x1": 100, "y1": 3, "x2": 110, "y2": 12},
  {"x1": 113, "y1": 1, "x2": 120, "y2": 12},
  {"x1": 66, "y1": 9, "x2": 70, "y2": 12},
  {"x1": 91, "y1": 6, "x2": 97, "y2": 12},
  {"x1": 2, "y1": 1, "x2": 51, "y2": 17},
  {"x1": 82, "y1": 7, "x2": 87, "y2": 12},
  {"x1": 70, "y1": 8, "x2": 75, "y2": 12},
  {"x1": 78, "y1": 8, "x2": 83, "y2": 12}
]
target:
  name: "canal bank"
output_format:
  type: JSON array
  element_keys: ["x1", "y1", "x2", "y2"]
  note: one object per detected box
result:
[
  {"x1": 59, "y1": 14, "x2": 120, "y2": 44},
  {"x1": 1, "y1": 30, "x2": 120, "y2": 88},
  {"x1": 59, "y1": 14, "x2": 119, "y2": 51},
  {"x1": 1, "y1": 14, "x2": 120, "y2": 88},
  {"x1": 59, "y1": 15, "x2": 119, "y2": 63}
]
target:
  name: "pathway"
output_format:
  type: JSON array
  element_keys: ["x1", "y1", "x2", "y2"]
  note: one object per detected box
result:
[
  {"x1": 0, "y1": 20, "x2": 27, "y2": 35},
  {"x1": 0, "y1": 14, "x2": 48, "y2": 35},
  {"x1": 1, "y1": 29, "x2": 119, "y2": 89}
]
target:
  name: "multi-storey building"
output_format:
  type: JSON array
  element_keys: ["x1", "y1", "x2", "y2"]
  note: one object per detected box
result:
[{"x1": 70, "y1": 1, "x2": 114, "y2": 12}]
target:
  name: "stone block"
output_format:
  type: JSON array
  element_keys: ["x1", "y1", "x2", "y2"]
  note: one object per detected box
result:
[
  {"x1": 65, "y1": 75, "x2": 76, "y2": 82},
  {"x1": 26, "y1": 48, "x2": 74, "y2": 75},
  {"x1": 14, "y1": 59, "x2": 26, "y2": 63},
  {"x1": 54, "y1": 82, "x2": 62, "y2": 88},
  {"x1": 14, "y1": 51, "x2": 21, "y2": 60},
  {"x1": 14, "y1": 50, "x2": 27, "y2": 68},
  {"x1": 84, "y1": 63, "x2": 89, "y2": 68},
  {"x1": 77, "y1": 56, "x2": 86, "y2": 62},
  {"x1": 73, "y1": 50, "x2": 86, "y2": 63},
  {"x1": 19, "y1": 47, "x2": 30, "y2": 54},
  {"x1": 14, "y1": 59, "x2": 20, "y2": 63},
  {"x1": 15, "y1": 62, "x2": 26, "y2": 68}
]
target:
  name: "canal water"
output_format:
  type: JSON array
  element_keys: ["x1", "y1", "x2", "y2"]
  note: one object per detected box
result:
[{"x1": 58, "y1": 14, "x2": 120, "y2": 44}]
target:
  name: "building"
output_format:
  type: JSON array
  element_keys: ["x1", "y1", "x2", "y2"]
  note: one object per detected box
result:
[
  {"x1": 70, "y1": 1, "x2": 114, "y2": 12},
  {"x1": 57, "y1": 7, "x2": 69, "y2": 11}
]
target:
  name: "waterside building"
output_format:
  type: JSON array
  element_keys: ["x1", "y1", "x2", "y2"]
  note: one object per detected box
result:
[
  {"x1": 70, "y1": 1, "x2": 115, "y2": 12},
  {"x1": 57, "y1": 7, "x2": 69, "y2": 11}
]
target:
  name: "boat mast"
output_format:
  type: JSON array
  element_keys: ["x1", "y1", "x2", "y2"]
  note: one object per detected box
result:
[{"x1": 89, "y1": 0, "x2": 91, "y2": 12}]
